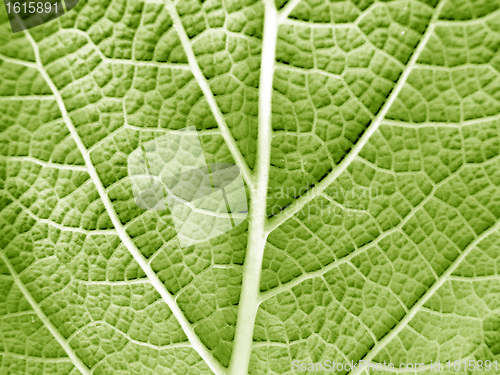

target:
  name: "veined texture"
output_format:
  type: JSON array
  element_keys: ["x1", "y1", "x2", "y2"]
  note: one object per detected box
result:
[{"x1": 1, "y1": 0, "x2": 500, "y2": 374}]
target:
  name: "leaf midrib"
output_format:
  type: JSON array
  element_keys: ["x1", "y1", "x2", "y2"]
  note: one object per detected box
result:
[
  {"x1": 227, "y1": 0, "x2": 278, "y2": 373},
  {"x1": 6, "y1": 1, "x2": 494, "y2": 374}
]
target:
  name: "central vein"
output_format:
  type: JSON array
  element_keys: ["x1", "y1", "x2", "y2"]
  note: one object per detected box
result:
[{"x1": 228, "y1": 2, "x2": 279, "y2": 374}]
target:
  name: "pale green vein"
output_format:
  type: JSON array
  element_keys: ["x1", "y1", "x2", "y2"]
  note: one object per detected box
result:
[
  {"x1": 55, "y1": 29, "x2": 192, "y2": 71},
  {"x1": 0, "y1": 352, "x2": 72, "y2": 363},
  {"x1": 124, "y1": 124, "x2": 222, "y2": 134},
  {"x1": 228, "y1": 1, "x2": 278, "y2": 374},
  {"x1": 0, "y1": 95, "x2": 55, "y2": 100},
  {"x1": 420, "y1": 306, "x2": 483, "y2": 321},
  {"x1": 5, "y1": 156, "x2": 87, "y2": 171},
  {"x1": 266, "y1": 0, "x2": 447, "y2": 233},
  {"x1": 0, "y1": 53, "x2": 37, "y2": 67},
  {"x1": 155, "y1": 0, "x2": 253, "y2": 186},
  {"x1": 260, "y1": 143, "x2": 477, "y2": 303},
  {"x1": 383, "y1": 112, "x2": 500, "y2": 128},
  {"x1": 436, "y1": 9, "x2": 500, "y2": 25},
  {"x1": 0, "y1": 253, "x2": 92, "y2": 375},
  {"x1": 350, "y1": 213, "x2": 500, "y2": 375},
  {"x1": 278, "y1": 0, "x2": 302, "y2": 22},
  {"x1": 22, "y1": 28, "x2": 228, "y2": 375},
  {"x1": 3, "y1": 189, "x2": 117, "y2": 236},
  {"x1": 449, "y1": 275, "x2": 500, "y2": 282}
]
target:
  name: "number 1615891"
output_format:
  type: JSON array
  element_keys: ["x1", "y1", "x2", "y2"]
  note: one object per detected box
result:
[
  {"x1": 6, "y1": 2, "x2": 58, "y2": 14},
  {"x1": 447, "y1": 360, "x2": 498, "y2": 372}
]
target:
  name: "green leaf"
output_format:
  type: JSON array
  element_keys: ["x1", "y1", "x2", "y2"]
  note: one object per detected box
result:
[{"x1": 1, "y1": 0, "x2": 500, "y2": 374}]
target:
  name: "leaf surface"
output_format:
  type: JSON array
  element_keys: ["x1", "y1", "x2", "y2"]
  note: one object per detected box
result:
[{"x1": 1, "y1": 0, "x2": 500, "y2": 374}]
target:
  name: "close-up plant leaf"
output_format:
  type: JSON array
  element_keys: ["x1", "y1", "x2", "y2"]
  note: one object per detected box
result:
[{"x1": 1, "y1": 0, "x2": 500, "y2": 374}]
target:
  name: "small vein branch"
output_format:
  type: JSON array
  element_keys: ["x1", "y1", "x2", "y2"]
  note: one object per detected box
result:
[
  {"x1": 278, "y1": 0, "x2": 302, "y2": 22},
  {"x1": 0, "y1": 253, "x2": 92, "y2": 375},
  {"x1": 0, "y1": 53, "x2": 37, "y2": 68},
  {"x1": 0, "y1": 352, "x2": 72, "y2": 363},
  {"x1": 4, "y1": 190, "x2": 116, "y2": 236},
  {"x1": 349, "y1": 216, "x2": 499, "y2": 375},
  {"x1": 266, "y1": 0, "x2": 446, "y2": 233},
  {"x1": 5, "y1": 156, "x2": 87, "y2": 171},
  {"x1": 22, "y1": 30, "x2": 227, "y2": 375},
  {"x1": 160, "y1": 0, "x2": 253, "y2": 186}
]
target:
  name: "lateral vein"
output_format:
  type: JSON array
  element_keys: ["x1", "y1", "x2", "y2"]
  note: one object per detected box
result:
[
  {"x1": 349, "y1": 215, "x2": 500, "y2": 375},
  {"x1": 159, "y1": 0, "x2": 253, "y2": 186},
  {"x1": 0, "y1": 253, "x2": 92, "y2": 375},
  {"x1": 278, "y1": 0, "x2": 302, "y2": 22},
  {"x1": 266, "y1": 0, "x2": 446, "y2": 233},
  {"x1": 5, "y1": 156, "x2": 88, "y2": 171},
  {"x1": 22, "y1": 30, "x2": 227, "y2": 375}
]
